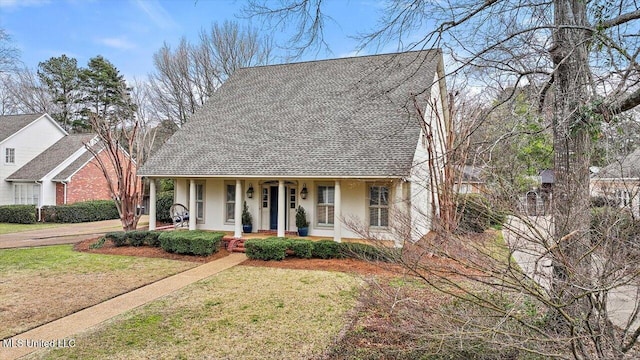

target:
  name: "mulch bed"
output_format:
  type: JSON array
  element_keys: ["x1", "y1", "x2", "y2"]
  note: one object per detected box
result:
[{"x1": 74, "y1": 237, "x2": 408, "y2": 277}]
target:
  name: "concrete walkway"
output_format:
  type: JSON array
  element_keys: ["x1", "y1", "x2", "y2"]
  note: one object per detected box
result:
[
  {"x1": 503, "y1": 215, "x2": 640, "y2": 329},
  {"x1": 0, "y1": 217, "x2": 148, "y2": 249},
  {"x1": 0, "y1": 253, "x2": 247, "y2": 360}
]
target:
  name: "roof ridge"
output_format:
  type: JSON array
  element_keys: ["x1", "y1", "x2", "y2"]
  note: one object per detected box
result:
[{"x1": 240, "y1": 49, "x2": 441, "y2": 71}]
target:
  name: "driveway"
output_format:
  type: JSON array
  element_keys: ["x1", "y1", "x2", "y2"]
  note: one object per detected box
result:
[
  {"x1": 503, "y1": 215, "x2": 640, "y2": 329},
  {"x1": 0, "y1": 216, "x2": 147, "y2": 249}
]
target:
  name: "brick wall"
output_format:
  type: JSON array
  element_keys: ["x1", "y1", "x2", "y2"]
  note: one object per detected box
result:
[{"x1": 62, "y1": 149, "x2": 138, "y2": 204}]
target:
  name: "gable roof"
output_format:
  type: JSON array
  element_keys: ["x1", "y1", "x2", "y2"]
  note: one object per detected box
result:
[
  {"x1": 6, "y1": 133, "x2": 97, "y2": 181},
  {"x1": 0, "y1": 114, "x2": 48, "y2": 143},
  {"x1": 139, "y1": 50, "x2": 443, "y2": 178},
  {"x1": 596, "y1": 148, "x2": 640, "y2": 179}
]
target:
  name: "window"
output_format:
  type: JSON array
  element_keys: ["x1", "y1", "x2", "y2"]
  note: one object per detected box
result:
[
  {"x1": 369, "y1": 185, "x2": 389, "y2": 227},
  {"x1": 226, "y1": 184, "x2": 235, "y2": 223},
  {"x1": 317, "y1": 185, "x2": 335, "y2": 226},
  {"x1": 14, "y1": 183, "x2": 39, "y2": 205},
  {"x1": 262, "y1": 188, "x2": 269, "y2": 208},
  {"x1": 195, "y1": 183, "x2": 204, "y2": 222},
  {"x1": 290, "y1": 188, "x2": 296, "y2": 209},
  {"x1": 5, "y1": 148, "x2": 15, "y2": 164}
]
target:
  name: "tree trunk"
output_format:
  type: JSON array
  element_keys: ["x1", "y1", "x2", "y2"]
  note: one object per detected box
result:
[{"x1": 549, "y1": 1, "x2": 609, "y2": 356}]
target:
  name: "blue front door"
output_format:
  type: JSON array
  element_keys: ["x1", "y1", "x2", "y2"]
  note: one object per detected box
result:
[{"x1": 269, "y1": 186, "x2": 278, "y2": 230}]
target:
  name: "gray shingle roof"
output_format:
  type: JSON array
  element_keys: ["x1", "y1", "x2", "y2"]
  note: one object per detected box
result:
[
  {"x1": 139, "y1": 50, "x2": 442, "y2": 178},
  {"x1": 597, "y1": 149, "x2": 640, "y2": 179},
  {"x1": 0, "y1": 114, "x2": 46, "y2": 143},
  {"x1": 6, "y1": 134, "x2": 96, "y2": 181}
]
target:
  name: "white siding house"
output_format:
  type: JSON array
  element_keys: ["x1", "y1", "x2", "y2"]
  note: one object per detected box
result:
[
  {"x1": 0, "y1": 114, "x2": 67, "y2": 206},
  {"x1": 139, "y1": 50, "x2": 449, "y2": 245}
]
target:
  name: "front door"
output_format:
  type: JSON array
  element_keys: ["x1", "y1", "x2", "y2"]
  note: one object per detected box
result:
[{"x1": 269, "y1": 186, "x2": 278, "y2": 230}]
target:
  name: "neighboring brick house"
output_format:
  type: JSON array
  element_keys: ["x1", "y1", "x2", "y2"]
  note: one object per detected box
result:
[{"x1": 1, "y1": 113, "x2": 126, "y2": 212}]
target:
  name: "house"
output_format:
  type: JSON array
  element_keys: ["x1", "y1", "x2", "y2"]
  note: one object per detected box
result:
[
  {"x1": 455, "y1": 165, "x2": 486, "y2": 194},
  {"x1": 1, "y1": 113, "x2": 120, "y2": 215},
  {"x1": 138, "y1": 50, "x2": 449, "y2": 244},
  {"x1": 590, "y1": 149, "x2": 640, "y2": 216}
]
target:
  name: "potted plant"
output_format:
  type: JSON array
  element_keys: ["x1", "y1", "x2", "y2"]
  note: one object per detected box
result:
[
  {"x1": 296, "y1": 205, "x2": 310, "y2": 236},
  {"x1": 242, "y1": 201, "x2": 252, "y2": 233}
]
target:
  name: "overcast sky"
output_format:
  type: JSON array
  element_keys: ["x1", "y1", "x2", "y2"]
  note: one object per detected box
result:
[{"x1": 0, "y1": 0, "x2": 387, "y2": 81}]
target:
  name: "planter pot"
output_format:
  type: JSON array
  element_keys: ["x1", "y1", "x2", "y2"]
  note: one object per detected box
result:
[
  {"x1": 297, "y1": 227, "x2": 309, "y2": 237},
  {"x1": 242, "y1": 224, "x2": 252, "y2": 233}
]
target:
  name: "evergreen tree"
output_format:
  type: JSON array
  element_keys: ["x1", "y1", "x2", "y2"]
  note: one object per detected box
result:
[{"x1": 37, "y1": 54, "x2": 81, "y2": 130}]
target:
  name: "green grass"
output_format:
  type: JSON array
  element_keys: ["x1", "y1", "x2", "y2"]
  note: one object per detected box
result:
[
  {"x1": 0, "y1": 244, "x2": 163, "y2": 273},
  {"x1": 0, "y1": 222, "x2": 65, "y2": 234},
  {"x1": 0, "y1": 245, "x2": 197, "y2": 339},
  {"x1": 30, "y1": 266, "x2": 362, "y2": 360}
]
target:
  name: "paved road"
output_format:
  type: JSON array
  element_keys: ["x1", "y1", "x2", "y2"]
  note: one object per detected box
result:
[
  {"x1": 503, "y1": 215, "x2": 639, "y2": 329},
  {"x1": 0, "y1": 216, "x2": 148, "y2": 249}
]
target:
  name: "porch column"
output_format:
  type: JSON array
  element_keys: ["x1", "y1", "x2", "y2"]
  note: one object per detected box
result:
[
  {"x1": 334, "y1": 180, "x2": 342, "y2": 242},
  {"x1": 148, "y1": 179, "x2": 156, "y2": 230},
  {"x1": 234, "y1": 179, "x2": 242, "y2": 238},
  {"x1": 189, "y1": 179, "x2": 197, "y2": 231},
  {"x1": 277, "y1": 180, "x2": 285, "y2": 237}
]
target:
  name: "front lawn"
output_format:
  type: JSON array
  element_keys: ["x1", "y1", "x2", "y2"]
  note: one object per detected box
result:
[
  {"x1": 0, "y1": 245, "x2": 197, "y2": 339},
  {"x1": 28, "y1": 266, "x2": 361, "y2": 360}
]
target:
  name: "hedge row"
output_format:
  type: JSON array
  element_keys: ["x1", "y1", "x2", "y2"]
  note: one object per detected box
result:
[
  {"x1": 244, "y1": 237, "x2": 399, "y2": 261},
  {"x1": 104, "y1": 230, "x2": 161, "y2": 247},
  {"x1": 42, "y1": 200, "x2": 119, "y2": 223},
  {"x1": 156, "y1": 191, "x2": 174, "y2": 223},
  {"x1": 0, "y1": 205, "x2": 37, "y2": 224},
  {"x1": 159, "y1": 230, "x2": 224, "y2": 256}
]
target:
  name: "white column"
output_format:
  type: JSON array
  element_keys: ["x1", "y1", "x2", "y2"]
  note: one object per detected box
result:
[
  {"x1": 189, "y1": 179, "x2": 197, "y2": 231},
  {"x1": 234, "y1": 179, "x2": 243, "y2": 238},
  {"x1": 277, "y1": 180, "x2": 286, "y2": 237},
  {"x1": 334, "y1": 180, "x2": 342, "y2": 242},
  {"x1": 148, "y1": 179, "x2": 157, "y2": 230}
]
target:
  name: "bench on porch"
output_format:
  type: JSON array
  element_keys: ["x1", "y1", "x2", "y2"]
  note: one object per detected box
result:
[{"x1": 169, "y1": 203, "x2": 190, "y2": 228}]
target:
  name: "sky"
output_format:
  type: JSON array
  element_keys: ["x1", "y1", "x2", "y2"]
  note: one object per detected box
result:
[{"x1": 0, "y1": 0, "x2": 385, "y2": 82}]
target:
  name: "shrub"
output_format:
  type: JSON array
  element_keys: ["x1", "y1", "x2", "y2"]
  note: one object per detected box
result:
[
  {"x1": 245, "y1": 237, "x2": 291, "y2": 261},
  {"x1": 456, "y1": 194, "x2": 504, "y2": 233},
  {"x1": 125, "y1": 230, "x2": 148, "y2": 247},
  {"x1": 0, "y1": 205, "x2": 36, "y2": 224},
  {"x1": 158, "y1": 231, "x2": 223, "y2": 256},
  {"x1": 42, "y1": 200, "x2": 119, "y2": 223},
  {"x1": 105, "y1": 231, "x2": 128, "y2": 247},
  {"x1": 311, "y1": 240, "x2": 341, "y2": 259},
  {"x1": 339, "y1": 242, "x2": 398, "y2": 262},
  {"x1": 288, "y1": 239, "x2": 314, "y2": 258},
  {"x1": 156, "y1": 191, "x2": 174, "y2": 223}
]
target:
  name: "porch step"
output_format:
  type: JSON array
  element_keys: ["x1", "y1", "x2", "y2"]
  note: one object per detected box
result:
[{"x1": 224, "y1": 237, "x2": 246, "y2": 253}]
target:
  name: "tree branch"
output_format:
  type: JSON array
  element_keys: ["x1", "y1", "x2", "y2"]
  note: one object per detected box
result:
[{"x1": 598, "y1": 9, "x2": 640, "y2": 30}]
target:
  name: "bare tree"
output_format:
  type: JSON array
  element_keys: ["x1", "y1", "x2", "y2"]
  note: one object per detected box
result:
[
  {"x1": 148, "y1": 20, "x2": 272, "y2": 129},
  {"x1": 0, "y1": 68, "x2": 53, "y2": 114},
  {"x1": 84, "y1": 113, "x2": 146, "y2": 231},
  {"x1": 0, "y1": 28, "x2": 20, "y2": 74}
]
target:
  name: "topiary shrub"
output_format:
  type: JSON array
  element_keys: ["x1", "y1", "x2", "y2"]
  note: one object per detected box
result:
[
  {"x1": 158, "y1": 231, "x2": 223, "y2": 256},
  {"x1": 0, "y1": 205, "x2": 36, "y2": 224},
  {"x1": 311, "y1": 240, "x2": 341, "y2": 259},
  {"x1": 245, "y1": 237, "x2": 291, "y2": 261},
  {"x1": 125, "y1": 230, "x2": 148, "y2": 247},
  {"x1": 156, "y1": 191, "x2": 174, "y2": 223},
  {"x1": 288, "y1": 239, "x2": 314, "y2": 258}
]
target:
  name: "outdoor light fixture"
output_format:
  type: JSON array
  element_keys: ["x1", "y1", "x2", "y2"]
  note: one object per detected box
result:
[
  {"x1": 300, "y1": 184, "x2": 308, "y2": 199},
  {"x1": 247, "y1": 184, "x2": 254, "y2": 198}
]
